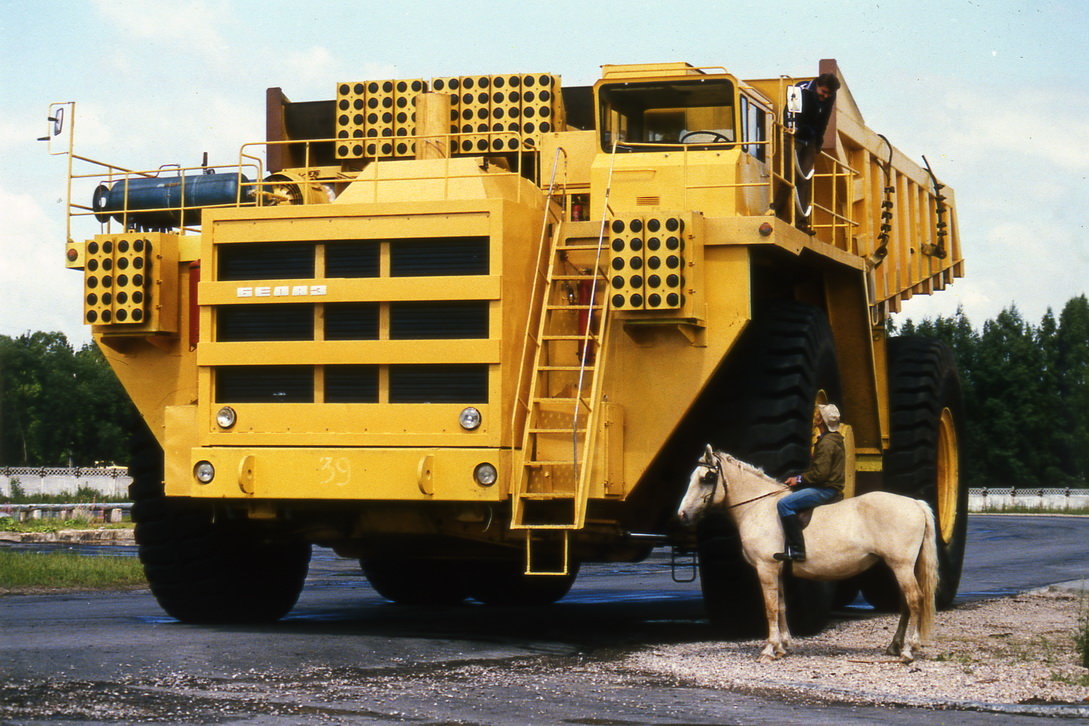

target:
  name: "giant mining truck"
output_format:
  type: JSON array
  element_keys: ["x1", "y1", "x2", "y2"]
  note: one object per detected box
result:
[{"x1": 47, "y1": 59, "x2": 965, "y2": 629}]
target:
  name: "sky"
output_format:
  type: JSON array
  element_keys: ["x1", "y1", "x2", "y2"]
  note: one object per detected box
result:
[{"x1": 1, "y1": 0, "x2": 1087, "y2": 346}]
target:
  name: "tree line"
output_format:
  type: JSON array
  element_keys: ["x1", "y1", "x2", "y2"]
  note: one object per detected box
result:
[
  {"x1": 0, "y1": 332, "x2": 135, "y2": 467},
  {"x1": 2, "y1": 295, "x2": 1087, "y2": 486},
  {"x1": 894, "y1": 294, "x2": 1089, "y2": 487}
]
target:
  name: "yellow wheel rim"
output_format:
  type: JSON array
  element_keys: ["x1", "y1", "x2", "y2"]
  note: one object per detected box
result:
[{"x1": 936, "y1": 407, "x2": 960, "y2": 543}]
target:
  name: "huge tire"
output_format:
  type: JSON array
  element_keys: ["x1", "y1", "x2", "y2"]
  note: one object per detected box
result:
[
  {"x1": 361, "y1": 558, "x2": 470, "y2": 605},
  {"x1": 861, "y1": 337, "x2": 966, "y2": 610},
  {"x1": 130, "y1": 425, "x2": 311, "y2": 623},
  {"x1": 465, "y1": 560, "x2": 579, "y2": 606},
  {"x1": 697, "y1": 301, "x2": 841, "y2": 635}
]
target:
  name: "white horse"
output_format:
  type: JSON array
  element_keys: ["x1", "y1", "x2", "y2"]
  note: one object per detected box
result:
[{"x1": 677, "y1": 445, "x2": 938, "y2": 663}]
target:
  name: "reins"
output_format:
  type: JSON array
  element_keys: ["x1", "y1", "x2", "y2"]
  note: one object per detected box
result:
[{"x1": 702, "y1": 451, "x2": 791, "y2": 510}]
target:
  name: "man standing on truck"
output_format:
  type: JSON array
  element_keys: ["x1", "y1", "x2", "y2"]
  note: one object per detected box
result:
[
  {"x1": 773, "y1": 403, "x2": 845, "y2": 562},
  {"x1": 773, "y1": 72, "x2": 841, "y2": 232}
]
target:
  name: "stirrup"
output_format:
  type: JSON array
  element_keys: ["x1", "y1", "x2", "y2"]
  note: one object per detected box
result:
[{"x1": 773, "y1": 549, "x2": 806, "y2": 562}]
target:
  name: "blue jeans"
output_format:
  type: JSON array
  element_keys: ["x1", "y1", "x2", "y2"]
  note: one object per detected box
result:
[{"x1": 777, "y1": 486, "x2": 840, "y2": 517}]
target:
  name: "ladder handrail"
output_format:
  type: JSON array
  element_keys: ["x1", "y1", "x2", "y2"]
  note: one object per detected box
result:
[{"x1": 509, "y1": 147, "x2": 567, "y2": 458}]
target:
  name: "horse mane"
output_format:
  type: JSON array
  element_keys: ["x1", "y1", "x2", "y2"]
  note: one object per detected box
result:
[{"x1": 715, "y1": 450, "x2": 779, "y2": 484}]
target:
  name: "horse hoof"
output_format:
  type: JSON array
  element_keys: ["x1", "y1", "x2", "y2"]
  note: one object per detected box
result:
[
  {"x1": 885, "y1": 645, "x2": 901, "y2": 657},
  {"x1": 758, "y1": 654, "x2": 776, "y2": 663},
  {"x1": 900, "y1": 653, "x2": 914, "y2": 664}
]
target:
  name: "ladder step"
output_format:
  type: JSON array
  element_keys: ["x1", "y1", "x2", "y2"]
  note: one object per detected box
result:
[
  {"x1": 538, "y1": 365, "x2": 594, "y2": 372},
  {"x1": 529, "y1": 427, "x2": 588, "y2": 434},
  {"x1": 541, "y1": 333, "x2": 599, "y2": 341},
  {"x1": 517, "y1": 492, "x2": 576, "y2": 499},
  {"x1": 533, "y1": 396, "x2": 592, "y2": 407},
  {"x1": 551, "y1": 274, "x2": 607, "y2": 281},
  {"x1": 525, "y1": 460, "x2": 577, "y2": 467},
  {"x1": 545, "y1": 304, "x2": 604, "y2": 311},
  {"x1": 558, "y1": 244, "x2": 608, "y2": 252}
]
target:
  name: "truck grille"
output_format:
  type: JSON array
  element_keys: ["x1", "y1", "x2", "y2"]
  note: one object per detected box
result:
[{"x1": 209, "y1": 234, "x2": 494, "y2": 408}]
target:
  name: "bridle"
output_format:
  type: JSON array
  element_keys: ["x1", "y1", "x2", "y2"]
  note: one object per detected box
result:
[{"x1": 698, "y1": 450, "x2": 791, "y2": 510}]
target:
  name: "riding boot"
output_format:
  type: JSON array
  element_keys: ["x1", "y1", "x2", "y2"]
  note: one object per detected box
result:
[{"x1": 773, "y1": 514, "x2": 807, "y2": 562}]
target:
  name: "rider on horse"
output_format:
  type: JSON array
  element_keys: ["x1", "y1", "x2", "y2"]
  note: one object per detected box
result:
[{"x1": 773, "y1": 403, "x2": 845, "y2": 562}]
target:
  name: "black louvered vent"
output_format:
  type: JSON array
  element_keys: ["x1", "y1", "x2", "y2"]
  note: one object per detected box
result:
[
  {"x1": 325, "y1": 303, "x2": 380, "y2": 340},
  {"x1": 325, "y1": 365, "x2": 379, "y2": 403},
  {"x1": 218, "y1": 243, "x2": 315, "y2": 280},
  {"x1": 216, "y1": 366, "x2": 313, "y2": 403},
  {"x1": 326, "y1": 241, "x2": 380, "y2": 278},
  {"x1": 389, "y1": 364, "x2": 488, "y2": 403},
  {"x1": 390, "y1": 237, "x2": 488, "y2": 276},
  {"x1": 218, "y1": 304, "x2": 314, "y2": 342},
  {"x1": 390, "y1": 301, "x2": 488, "y2": 339}
]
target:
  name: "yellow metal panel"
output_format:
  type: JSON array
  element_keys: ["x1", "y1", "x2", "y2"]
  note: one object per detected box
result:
[
  {"x1": 198, "y1": 339, "x2": 500, "y2": 366},
  {"x1": 174, "y1": 446, "x2": 509, "y2": 501},
  {"x1": 199, "y1": 276, "x2": 501, "y2": 305}
]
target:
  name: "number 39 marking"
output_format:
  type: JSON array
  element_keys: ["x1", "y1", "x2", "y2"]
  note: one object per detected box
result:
[{"x1": 318, "y1": 457, "x2": 351, "y2": 487}]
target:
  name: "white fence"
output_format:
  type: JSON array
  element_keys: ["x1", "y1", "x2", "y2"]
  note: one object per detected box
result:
[
  {"x1": 1, "y1": 467, "x2": 132, "y2": 499},
  {"x1": 969, "y1": 487, "x2": 1089, "y2": 512}
]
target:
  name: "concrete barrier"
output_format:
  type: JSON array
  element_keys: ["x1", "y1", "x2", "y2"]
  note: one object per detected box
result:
[
  {"x1": 1, "y1": 467, "x2": 131, "y2": 499},
  {"x1": 969, "y1": 487, "x2": 1089, "y2": 513},
  {"x1": 0, "y1": 503, "x2": 132, "y2": 523}
]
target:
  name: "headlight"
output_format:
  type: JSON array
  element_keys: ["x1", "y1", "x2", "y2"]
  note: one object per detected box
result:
[
  {"x1": 194, "y1": 461, "x2": 216, "y2": 484},
  {"x1": 215, "y1": 406, "x2": 237, "y2": 429},
  {"x1": 473, "y1": 462, "x2": 498, "y2": 487},
  {"x1": 459, "y1": 406, "x2": 482, "y2": 431}
]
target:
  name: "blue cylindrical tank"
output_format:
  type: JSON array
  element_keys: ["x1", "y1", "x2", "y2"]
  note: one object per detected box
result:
[{"x1": 92, "y1": 172, "x2": 253, "y2": 228}]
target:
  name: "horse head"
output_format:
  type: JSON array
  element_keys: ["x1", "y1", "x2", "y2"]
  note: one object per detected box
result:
[{"x1": 676, "y1": 444, "x2": 726, "y2": 526}]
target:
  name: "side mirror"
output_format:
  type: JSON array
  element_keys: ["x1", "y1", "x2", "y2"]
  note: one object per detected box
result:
[{"x1": 786, "y1": 86, "x2": 803, "y2": 114}]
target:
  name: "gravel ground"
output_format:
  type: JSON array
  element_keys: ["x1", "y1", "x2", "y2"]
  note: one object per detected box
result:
[{"x1": 623, "y1": 586, "x2": 1089, "y2": 713}]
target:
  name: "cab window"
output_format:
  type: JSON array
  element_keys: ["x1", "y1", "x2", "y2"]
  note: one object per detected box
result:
[{"x1": 599, "y1": 79, "x2": 736, "y2": 151}]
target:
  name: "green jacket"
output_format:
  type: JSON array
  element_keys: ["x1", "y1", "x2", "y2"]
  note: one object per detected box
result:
[{"x1": 801, "y1": 431, "x2": 845, "y2": 490}]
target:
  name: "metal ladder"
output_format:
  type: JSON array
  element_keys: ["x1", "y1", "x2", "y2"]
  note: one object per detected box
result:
[{"x1": 510, "y1": 224, "x2": 612, "y2": 574}]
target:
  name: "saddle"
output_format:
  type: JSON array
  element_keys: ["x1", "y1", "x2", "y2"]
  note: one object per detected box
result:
[{"x1": 795, "y1": 490, "x2": 844, "y2": 529}]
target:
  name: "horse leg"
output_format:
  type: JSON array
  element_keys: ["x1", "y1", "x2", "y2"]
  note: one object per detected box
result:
[
  {"x1": 887, "y1": 563, "x2": 923, "y2": 663},
  {"x1": 756, "y1": 563, "x2": 786, "y2": 662},
  {"x1": 777, "y1": 570, "x2": 791, "y2": 655}
]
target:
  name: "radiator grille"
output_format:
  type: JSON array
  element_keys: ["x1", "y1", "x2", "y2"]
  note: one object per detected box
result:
[
  {"x1": 390, "y1": 237, "x2": 488, "y2": 276},
  {"x1": 389, "y1": 364, "x2": 488, "y2": 403},
  {"x1": 390, "y1": 301, "x2": 488, "y2": 339},
  {"x1": 216, "y1": 366, "x2": 314, "y2": 403},
  {"x1": 325, "y1": 303, "x2": 380, "y2": 340},
  {"x1": 326, "y1": 241, "x2": 380, "y2": 278},
  {"x1": 218, "y1": 304, "x2": 314, "y2": 342},
  {"x1": 218, "y1": 243, "x2": 315, "y2": 280},
  {"x1": 325, "y1": 365, "x2": 379, "y2": 402}
]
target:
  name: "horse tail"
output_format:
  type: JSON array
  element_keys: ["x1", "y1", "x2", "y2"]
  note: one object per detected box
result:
[{"x1": 914, "y1": 499, "x2": 939, "y2": 642}]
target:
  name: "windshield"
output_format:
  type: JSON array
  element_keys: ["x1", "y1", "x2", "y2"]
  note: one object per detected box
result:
[{"x1": 598, "y1": 79, "x2": 736, "y2": 151}]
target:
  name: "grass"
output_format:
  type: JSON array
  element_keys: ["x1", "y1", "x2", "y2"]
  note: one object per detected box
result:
[
  {"x1": 0, "y1": 517, "x2": 133, "y2": 533},
  {"x1": 1078, "y1": 596, "x2": 1089, "y2": 670},
  {"x1": 0, "y1": 550, "x2": 145, "y2": 591}
]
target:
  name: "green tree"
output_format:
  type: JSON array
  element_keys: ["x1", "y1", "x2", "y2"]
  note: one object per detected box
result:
[
  {"x1": 1055, "y1": 295, "x2": 1089, "y2": 485},
  {"x1": 0, "y1": 332, "x2": 135, "y2": 466}
]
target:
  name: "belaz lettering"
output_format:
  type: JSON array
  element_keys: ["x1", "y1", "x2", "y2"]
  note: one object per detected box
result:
[{"x1": 236, "y1": 285, "x2": 328, "y2": 298}]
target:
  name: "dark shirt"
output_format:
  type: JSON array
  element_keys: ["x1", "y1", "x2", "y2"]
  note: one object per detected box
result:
[
  {"x1": 793, "y1": 79, "x2": 836, "y2": 145},
  {"x1": 801, "y1": 430, "x2": 845, "y2": 489}
]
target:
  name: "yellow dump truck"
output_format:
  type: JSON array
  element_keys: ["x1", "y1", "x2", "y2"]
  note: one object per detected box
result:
[{"x1": 47, "y1": 59, "x2": 965, "y2": 627}]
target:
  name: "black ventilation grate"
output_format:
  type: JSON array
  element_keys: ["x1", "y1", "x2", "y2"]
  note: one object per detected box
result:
[
  {"x1": 216, "y1": 366, "x2": 313, "y2": 403},
  {"x1": 218, "y1": 243, "x2": 315, "y2": 281},
  {"x1": 325, "y1": 302, "x2": 380, "y2": 340},
  {"x1": 390, "y1": 237, "x2": 488, "y2": 277},
  {"x1": 389, "y1": 301, "x2": 488, "y2": 339},
  {"x1": 325, "y1": 365, "x2": 380, "y2": 402},
  {"x1": 389, "y1": 364, "x2": 488, "y2": 403},
  {"x1": 217, "y1": 304, "x2": 314, "y2": 342},
  {"x1": 326, "y1": 241, "x2": 380, "y2": 278}
]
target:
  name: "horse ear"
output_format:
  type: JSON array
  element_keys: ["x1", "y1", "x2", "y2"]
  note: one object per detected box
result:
[{"x1": 703, "y1": 444, "x2": 714, "y2": 461}]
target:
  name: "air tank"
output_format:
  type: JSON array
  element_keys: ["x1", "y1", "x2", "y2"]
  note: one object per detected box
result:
[{"x1": 92, "y1": 171, "x2": 253, "y2": 228}]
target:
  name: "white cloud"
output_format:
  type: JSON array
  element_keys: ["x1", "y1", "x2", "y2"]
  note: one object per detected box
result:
[
  {"x1": 89, "y1": 0, "x2": 231, "y2": 62},
  {"x1": 0, "y1": 186, "x2": 88, "y2": 344}
]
